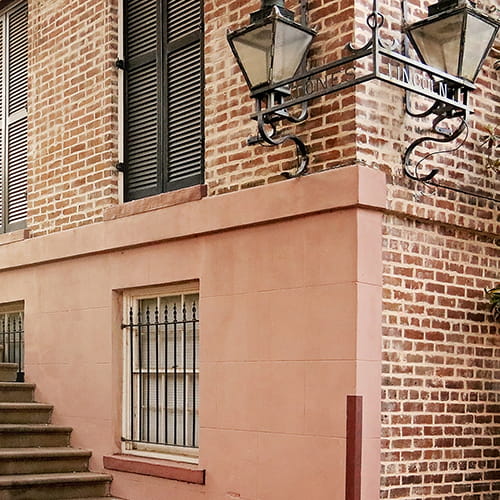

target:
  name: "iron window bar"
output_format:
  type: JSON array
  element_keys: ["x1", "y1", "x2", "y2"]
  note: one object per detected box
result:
[
  {"x1": 122, "y1": 300, "x2": 199, "y2": 450},
  {"x1": 0, "y1": 313, "x2": 24, "y2": 382}
]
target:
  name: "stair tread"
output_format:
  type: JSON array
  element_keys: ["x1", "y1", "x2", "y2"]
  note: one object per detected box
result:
[
  {"x1": 0, "y1": 382, "x2": 35, "y2": 388},
  {"x1": 0, "y1": 447, "x2": 92, "y2": 458},
  {"x1": 0, "y1": 364, "x2": 18, "y2": 369},
  {"x1": 0, "y1": 471, "x2": 112, "y2": 486},
  {"x1": 0, "y1": 402, "x2": 52, "y2": 408},
  {"x1": 0, "y1": 424, "x2": 72, "y2": 432}
]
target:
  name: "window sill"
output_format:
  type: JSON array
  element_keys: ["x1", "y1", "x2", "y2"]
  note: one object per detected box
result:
[
  {"x1": 103, "y1": 454, "x2": 205, "y2": 485},
  {"x1": 103, "y1": 184, "x2": 207, "y2": 221},
  {"x1": 0, "y1": 229, "x2": 29, "y2": 247}
]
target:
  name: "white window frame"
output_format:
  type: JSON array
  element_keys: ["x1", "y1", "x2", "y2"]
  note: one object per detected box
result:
[{"x1": 122, "y1": 283, "x2": 199, "y2": 464}]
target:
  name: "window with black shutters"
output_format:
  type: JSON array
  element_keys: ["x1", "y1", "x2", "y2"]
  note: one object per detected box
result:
[
  {"x1": 123, "y1": 0, "x2": 204, "y2": 202},
  {"x1": 0, "y1": 0, "x2": 28, "y2": 234}
]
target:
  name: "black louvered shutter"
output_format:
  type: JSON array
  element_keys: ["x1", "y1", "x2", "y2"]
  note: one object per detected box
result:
[
  {"x1": 124, "y1": 0, "x2": 161, "y2": 200},
  {"x1": 163, "y1": 0, "x2": 204, "y2": 191},
  {"x1": 124, "y1": 0, "x2": 203, "y2": 201},
  {"x1": 0, "y1": 1, "x2": 28, "y2": 233}
]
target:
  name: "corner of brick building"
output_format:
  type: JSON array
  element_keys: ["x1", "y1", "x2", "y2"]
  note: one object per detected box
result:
[
  {"x1": 18, "y1": 0, "x2": 500, "y2": 497},
  {"x1": 350, "y1": 0, "x2": 499, "y2": 497}
]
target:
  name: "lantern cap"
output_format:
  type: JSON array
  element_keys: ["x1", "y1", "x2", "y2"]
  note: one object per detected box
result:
[
  {"x1": 250, "y1": 0, "x2": 294, "y2": 23},
  {"x1": 427, "y1": 0, "x2": 484, "y2": 16}
]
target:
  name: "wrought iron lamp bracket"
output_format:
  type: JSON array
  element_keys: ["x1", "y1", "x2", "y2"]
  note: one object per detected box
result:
[{"x1": 242, "y1": 0, "x2": 477, "y2": 179}]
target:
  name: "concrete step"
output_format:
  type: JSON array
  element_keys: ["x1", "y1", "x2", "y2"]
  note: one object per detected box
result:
[
  {"x1": 0, "y1": 365, "x2": 18, "y2": 383},
  {"x1": 0, "y1": 472, "x2": 112, "y2": 499},
  {"x1": 0, "y1": 424, "x2": 72, "y2": 448},
  {"x1": 0, "y1": 383, "x2": 35, "y2": 403},
  {"x1": 0, "y1": 447, "x2": 91, "y2": 475},
  {"x1": 0, "y1": 403, "x2": 52, "y2": 424}
]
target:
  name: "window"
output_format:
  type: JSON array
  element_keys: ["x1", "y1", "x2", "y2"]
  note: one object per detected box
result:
[
  {"x1": 122, "y1": 0, "x2": 204, "y2": 201},
  {"x1": 122, "y1": 286, "x2": 199, "y2": 462},
  {"x1": 0, "y1": 302, "x2": 24, "y2": 381},
  {"x1": 0, "y1": 0, "x2": 28, "y2": 233}
]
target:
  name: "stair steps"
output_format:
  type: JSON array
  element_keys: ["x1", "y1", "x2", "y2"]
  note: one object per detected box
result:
[
  {"x1": 0, "y1": 424, "x2": 72, "y2": 448},
  {"x1": 0, "y1": 383, "x2": 35, "y2": 402},
  {"x1": 0, "y1": 447, "x2": 92, "y2": 474},
  {"x1": 0, "y1": 359, "x2": 117, "y2": 499},
  {"x1": 0, "y1": 366, "x2": 18, "y2": 384},
  {"x1": 0, "y1": 472, "x2": 112, "y2": 499}
]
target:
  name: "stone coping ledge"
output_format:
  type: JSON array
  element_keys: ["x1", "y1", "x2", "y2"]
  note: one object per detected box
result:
[
  {"x1": 0, "y1": 166, "x2": 386, "y2": 271},
  {"x1": 0, "y1": 229, "x2": 29, "y2": 247},
  {"x1": 103, "y1": 454, "x2": 205, "y2": 485},
  {"x1": 103, "y1": 185, "x2": 208, "y2": 221}
]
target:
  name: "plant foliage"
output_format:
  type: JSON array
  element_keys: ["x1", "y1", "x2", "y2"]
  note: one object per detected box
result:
[{"x1": 485, "y1": 287, "x2": 500, "y2": 321}]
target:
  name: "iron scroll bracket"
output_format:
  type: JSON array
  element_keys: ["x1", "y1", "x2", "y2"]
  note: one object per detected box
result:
[{"x1": 245, "y1": 0, "x2": 474, "y2": 180}]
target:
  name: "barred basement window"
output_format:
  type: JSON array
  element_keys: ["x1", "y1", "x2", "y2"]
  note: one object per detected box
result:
[
  {"x1": 121, "y1": 0, "x2": 204, "y2": 201},
  {"x1": 0, "y1": 0, "x2": 28, "y2": 233},
  {"x1": 0, "y1": 302, "x2": 24, "y2": 381},
  {"x1": 122, "y1": 287, "x2": 199, "y2": 461}
]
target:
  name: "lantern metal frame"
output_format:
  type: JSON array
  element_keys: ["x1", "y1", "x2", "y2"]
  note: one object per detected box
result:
[{"x1": 227, "y1": 0, "x2": 499, "y2": 180}]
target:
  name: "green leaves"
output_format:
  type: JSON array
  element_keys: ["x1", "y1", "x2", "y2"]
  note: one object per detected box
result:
[{"x1": 485, "y1": 287, "x2": 500, "y2": 321}]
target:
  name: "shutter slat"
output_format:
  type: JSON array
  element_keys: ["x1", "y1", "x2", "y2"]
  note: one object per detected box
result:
[
  {"x1": 167, "y1": 0, "x2": 200, "y2": 42},
  {"x1": 8, "y1": 2, "x2": 27, "y2": 116},
  {"x1": 126, "y1": 0, "x2": 157, "y2": 60},
  {"x1": 7, "y1": 116, "x2": 27, "y2": 224},
  {"x1": 125, "y1": 0, "x2": 161, "y2": 199},
  {"x1": 167, "y1": 41, "x2": 203, "y2": 184},
  {"x1": 126, "y1": 59, "x2": 159, "y2": 195}
]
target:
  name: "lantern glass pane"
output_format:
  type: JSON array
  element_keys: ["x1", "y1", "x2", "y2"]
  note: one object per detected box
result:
[
  {"x1": 231, "y1": 24, "x2": 273, "y2": 89},
  {"x1": 410, "y1": 12, "x2": 463, "y2": 76},
  {"x1": 272, "y1": 19, "x2": 314, "y2": 83},
  {"x1": 461, "y1": 13, "x2": 497, "y2": 81}
]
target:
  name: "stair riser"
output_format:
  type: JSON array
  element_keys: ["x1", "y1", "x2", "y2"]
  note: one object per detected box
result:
[
  {"x1": 0, "y1": 481, "x2": 110, "y2": 500},
  {"x1": 0, "y1": 371, "x2": 17, "y2": 383},
  {"x1": 0, "y1": 433, "x2": 71, "y2": 448},
  {"x1": 0, "y1": 390, "x2": 33, "y2": 403},
  {"x1": 0, "y1": 411, "x2": 52, "y2": 425},
  {"x1": 0, "y1": 457, "x2": 90, "y2": 475}
]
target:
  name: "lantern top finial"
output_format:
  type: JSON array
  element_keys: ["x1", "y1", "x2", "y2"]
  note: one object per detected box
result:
[{"x1": 250, "y1": 0, "x2": 294, "y2": 23}]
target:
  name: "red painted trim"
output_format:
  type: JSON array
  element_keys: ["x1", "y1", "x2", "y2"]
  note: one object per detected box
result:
[
  {"x1": 103, "y1": 454, "x2": 205, "y2": 485},
  {"x1": 345, "y1": 395, "x2": 362, "y2": 500}
]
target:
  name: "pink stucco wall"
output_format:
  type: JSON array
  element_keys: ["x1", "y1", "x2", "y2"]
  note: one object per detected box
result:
[{"x1": 0, "y1": 166, "x2": 384, "y2": 500}]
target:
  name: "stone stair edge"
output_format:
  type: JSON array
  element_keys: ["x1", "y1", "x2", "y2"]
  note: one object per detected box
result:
[
  {"x1": 0, "y1": 403, "x2": 52, "y2": 408},
  {"x1": 0, "y1": 424, "x2": 72, "y2": 431},
  {"x1": 0, "y1": 382, "x2": 35, "y2": 387},
  {"x1": 0, "y1": 471, "x2": 112, "y2": 486},
  {"x1": 0, "y1": 447, "x2": 92, "y2": 458}
]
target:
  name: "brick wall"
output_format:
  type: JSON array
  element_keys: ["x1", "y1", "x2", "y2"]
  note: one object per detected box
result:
[
  {"x1": 204, "y1": 0, "x2": 357, "y2": 195},
  {"x1": 381, "y1": 215, "x2": 499, "y2": 499},
  {"x1": 19, "y1": 0, "x2": 500, "y2": 496},
  {"x1": 354, "y1": 0, "x2": 499, "y2": 496},
  {"x1": 27, "y1": 0, "x2": 119, "y2": 236}
]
